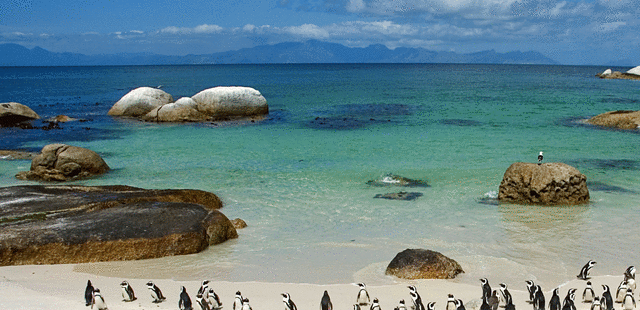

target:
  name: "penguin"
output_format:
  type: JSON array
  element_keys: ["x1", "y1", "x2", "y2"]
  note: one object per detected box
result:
[
  {"x1": 617, "y1": 281, "x2": 629, "y2": 303},
  {"x1": 398, "y1": 300, "x2": 407, "y2": 310},
  {"x1": 197, "y1": 294, "x2": 212, "y2": 310},
  {"x1": 409, "y1": 286, "x2": 425, "y2": 310},
  {"x1": 146, "y1": 281, "x2": 166, "y2": 303},
  {"x1": 583, "y1": 281, "x2": 595, "y2": 303},
  {"x1": 526, "y1": 281, "x2": 536, "y2": 304},
  {"x1": 499, "y1": 283, "x2": 512, "y2": 308},
  {"x1": 180, "y1": 286, "x2": 193, "y2": 310},
  {"x1": 626, "y1": 267, "x2": 637, "y2": 293},
  {"x1": 577, "y1": 261, "x2": 597, "y2": 280},
  {"x1": 283, "y1": 293, "x2": 298, "y2": 310},
  {"x1": 455, "y1": 299, "x2": 466, "y2": 310},
  {"x1": 198, "y1": 280, "x2": 210, "y2": 297},
  {"x1": 233, "y1": 291, "x2": 244, "y2": 310},
  {"x1": 426, "y1": 302, "x2": 436, "y2": 310},
  {"x1": 505, "y1": 297, "x2": 515, "y2": 310},
  {"x1": 590, "y1": 297, "x2": 601, "y2": 310},
  {"x1": 533, "y1": 285, "x2": 546, "y2": 310},
  {"x1": 321, "y1": 290, "x2": 333, "y2": 310},
  {"x1": 601, "y1": 285, "x2": 614, "y2": 310},
  {"x1": 489, "y1": 290, "x2": 500, "y2": 310},
  {"x1": 481, "y1": 294, "x2": 491, "y2": 310},
  {"x1": 549, "y1": 288, "x2": 561, "y2": 310},
  {"x1": 207, "y1": 288, "x2": 222, "y2": 310},
  {"x1": 622, "y1": 289, "x2": 636, "y2": 310},
  {"x1": 120, "y1": 280, "x2": 136, "y2": 302},
  {"x1": 85, "y1": 280, "x2": 95, "y2": 306},
  {"x1": 562, "y1": 290, "x2": 576, "y2": 310},
  {"x1": 538, "y1": 152, "x2": 544, "y2": 165},
  {"x1": 481, "y1": 279, "x2": 492, "y2": 301},
  {"x1": 371, "y1": 298, "x2": 382, "y2": 310},
  {"x1": 241, "y1": 298, "x2": 252, "y2": 310},
  {"x1": 447, "y1": 294, "x2": 457, "y2": 310},
  {"x1": 91, "y1": 288, "x2": 108, "y2": 310},
  {"x1": 356, "y1": 283, "x2": 371, "y2": 306}
]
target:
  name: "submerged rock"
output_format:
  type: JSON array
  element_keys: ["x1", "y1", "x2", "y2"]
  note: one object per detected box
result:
[
  {"x1": 374, "y1": 191, "x2": 423, "y2": 201},
  {"x1": 385, "y1": 248, "x2": 464, "y2": 280},
  {"x1": 15, "y1": 144, "x2": 110, "y2": 182},
  {"x1": 367, "y1": 174, "x2": 429, "y2": 187},
  {"x1": 0, "y1": 102, "x2": 40, "y2": 127},
  {"x1": 586, "y1": 110, "x2": 640, "y2": 130},
  {"x1": 108, "y1": 87, "x2": 174, "y2": 117},
  {"x1": 498, "y1": 162, "x2": 589, "y2": 205},
  {"x1": 0, "y1": 185, "x2": 237, "y2": 266},
  {"x1": 192, "y1": 86, "x2": 268, "y2": 119},
  {"x1": 0, "y1": 150, "x2": 38, "y2": 160}
]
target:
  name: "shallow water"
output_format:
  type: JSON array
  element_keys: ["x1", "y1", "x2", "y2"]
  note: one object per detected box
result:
[{"x1": 1, "y1": 64, "x2": 639, "y2": 287}]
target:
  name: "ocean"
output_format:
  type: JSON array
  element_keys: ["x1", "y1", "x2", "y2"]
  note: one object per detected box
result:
[{"x1": 1, "y1": 64, "x2": 639, "y2": 288}]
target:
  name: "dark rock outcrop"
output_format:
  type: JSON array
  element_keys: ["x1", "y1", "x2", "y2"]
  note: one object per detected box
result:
[
  {"x1": 374, "y1": 191, "x2": 423, "y2": 201},
  {"x1": 498, "y1": 162, "x2": 589, "y2": 205},
  {"x1": 586, "y1": 110, "x2": 640, "y2": 130},
  {"x1": 0, "y1": 185, "x2": 237, "y2": 266},
  {"x1": 367, "y1": 174, "x2": 429, "y2": 187},
  {"x1": 15, "y1": 144, "x2": 110, "y2": 181},
  {"x1": 385, "y1": 248, "x2": 464, "y2": 279},
  {"x1": 0, "y1": 150, "x2": 38, "y2": 160},
  {"x1": 0, "y1": 102, "x2": 40, "y2": 127}
]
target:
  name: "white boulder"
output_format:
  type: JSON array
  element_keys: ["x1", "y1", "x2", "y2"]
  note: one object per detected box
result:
[
  {"x1": 108, "y1": 87, "x2": 174, "y2": 117},
  {"x1": 143, "y1": 97, "x2": 207, "y2": 122},
  {"x1": 626, "y1": 66, "x2": 640, "y2": 76},
  {"x1": 601, "y1": 69, "x2": 612, "y2": 76},
  {"x1": 191, "y1": 86, "x2": 268, "y2": 118}
]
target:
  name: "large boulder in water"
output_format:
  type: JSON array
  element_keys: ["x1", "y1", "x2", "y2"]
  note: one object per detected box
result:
[
  {"x1": 498, "y1": 162, "x2": 589, "y2": 205},
  {"x1": 191, "y1": 86, "x2": 268, "y2": 119},
  {"x1": 15, "y1": 144, "x2": 110, "y2": 181},
  {"x1": 385, "y1": 248, "x2": 464, "y2": 279},
  {"x1": 0, "y1": 102, "x2": 40, "y2": 127},
  {"x1": 108, "y1": 87, "x2": 174, "y2": 117},
  {"x1": 586, "y1": 110, "x2": 640, "y2": 130},
  {"x1": 0, "y1": 185, "x2": 238, "y2": 265},
  {"x1": 143, "y1": 97, "x2": 208, "y2": 122}
]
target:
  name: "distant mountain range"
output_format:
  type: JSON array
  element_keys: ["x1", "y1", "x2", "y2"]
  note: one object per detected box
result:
[{"x1": 0, "y1": 40, "x2": 559, "y2": 66}]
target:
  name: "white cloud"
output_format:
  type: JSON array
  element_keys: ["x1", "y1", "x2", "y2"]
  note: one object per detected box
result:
[
  {"x1": 596, "y1": 21, "x2": 626, "y2": 32},
  {"x1": 130, "y1": 30, "x2": 144, "y2": 34},
  {"x1": 194, "y1": 24, "x2": 223, "y2": 33},
  {"x1": 283, "y1": 24, "x2": 330, "y2": 38}
]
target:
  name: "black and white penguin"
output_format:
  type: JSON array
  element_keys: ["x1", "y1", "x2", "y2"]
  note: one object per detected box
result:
[
  {"x1": 120, "y1": 280, "x2": 136, "y2": 302},
  {"x1": 601, "y1": 285, "x2": 614, "y2": 310},
  {"x1": 409, "y1": 286, "x2": 425, "y2": 310},
  {"x1": 562, "y1": 290, "x2": 576, "y2": 310},
  {"x1": 146, "y1": 281, "x2": 166, "y2": 303},
  {"x1": 197, "y1": 293, "x2": 212, "y2": 310},
  {"x1": 549, "y1": 288, "x2": 561, "y2": 310},
  {"x1": 533, "y1": 285, "x2": 546, "y2": 310},
  {"x1": 583, "y1": 281, "x2": 595, "y2": 303},
  {"x1": 504, "y1": 296, "x2": 515, "y2": 310},
  {"x1": 622, "y1": 289, "x2": 636, "y2": 310},
  {"x1": 283, "y1": 293, "x2": 298, "y2": 310},
  {"x1": 198, "y1": 280, "x2": 210, "y2": 297},
  {"x1": 371, "y1": 298, "x2": 382, "y2": 310},
  {"x1": 625, "y1": 266, "x2": 637, "y2": 293},
  {"x1": 426, "y1": 302, "x2": 436, "y2": 310},
  {"x1": 455, "y1": 299, "x2": 466, "y2": 310},
  {"x1": 481, "y1": 294, "x2": 491, "y2": 310},
  {"x1": 356, "y1": 283, "x2": 371, "y2": 306},
  {"x1": 617, "y1": 281, "x2": 629, "y2": 303},
  {"x1": 241, "y1": 298, "x2": 252, "y2": 310},
  {"x1": 91, "y1": 288, "x2": 108, "y2": 310},
  {"x1": 499, "y1": 283, "x2": 512, "y2": 307},
  {"x1": 489, "y1": 290, "x2": 500, "y2": 310},
  {"x1": 590, "y1": 297, "x2": 601, "y2": 310},
  {"x1": 447, "y1": 294, "x2": 457, "y2": 310},
  {"x1": 233, "y1": 291, "x2": 244, "y2": 310},
  {"x1": 180, "y1": 286, "x2": 193, "y2": 310},
  {"x1": 526, "y1": 281, "x2": 536, "y2": 304},
  {"x1": 577, "y1": 261, "x2": 597, "y2": 280},
  {"x1": 538, "y1": 152, "x2": 544, "y2": 165},
  {"x1": 207, "y1": 288, "x2": 222, "y2": 310},
  {"x1": 321, "y1": 291, "x2": 333, "y2": 310},
  {"x1": 398, "y1": 300, "x2": 407, "y2": 310},
  {"x1": 85, "y1": 280, "x2": 95, "y2": 306},
  {"x1": 481, "y1": 279, "x2": 492, "y2": 301}
]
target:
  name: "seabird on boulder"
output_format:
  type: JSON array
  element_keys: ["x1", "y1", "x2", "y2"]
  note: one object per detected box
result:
[{"x1": 538, "y1": 152, "x2": 544, "y2": 165}]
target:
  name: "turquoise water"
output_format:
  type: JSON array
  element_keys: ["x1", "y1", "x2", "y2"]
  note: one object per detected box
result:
[{"x1": 1, "y1": 64, "x2": 640, "y2": 287}]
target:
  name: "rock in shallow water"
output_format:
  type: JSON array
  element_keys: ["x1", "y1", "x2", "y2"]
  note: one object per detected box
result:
[
  {"x1": 367, "y1": 174, "x2": 429, "y2": 187},
  {"x1": 374, "y1": 191, "x2": 423, "y2": 201},
  {"x1": 0, "y1": 185, "x2": 237, "y2": 266},
  {"x1": 15, "y1": 144, "x2": 110, "y2": 182},
  {"x1": 586, "y1": 110, "x2": 640, "y2": 130},
  {"x1": 385, "y1": 248, "x2": 464, "y2": 279},
  {"x1": 0, "y1": 102, "x2": 40, "y2": 127}
]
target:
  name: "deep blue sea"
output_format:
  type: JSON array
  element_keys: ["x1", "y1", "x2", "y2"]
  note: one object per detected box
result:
[{"x1": 1, "y1": 64, "x2": 639, "y2": 287}]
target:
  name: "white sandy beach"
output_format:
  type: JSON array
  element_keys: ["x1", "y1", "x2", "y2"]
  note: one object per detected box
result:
[{"x1": 0, "y1": 263, "x2": 630, "y2": 310}]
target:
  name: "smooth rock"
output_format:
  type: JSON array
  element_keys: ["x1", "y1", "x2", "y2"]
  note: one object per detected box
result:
[
  {"x1": 108, "y1": 87, "x2": 174, "y2": 117},
  {"x1": 498, "y1": 162, "x2": 589, "y2": 205},
  {"x1": 45, "y1": 115, "x2": 79, "y2": 123},
  {"x1": 143, "y1": 97, "x2": 208, "y2": 122},
  {"x1": 0, "y1": 102, "x2": 40, "y2": 127},
  {"x1": 596, "y1": 71, "x2": 640, "y2": 80},
  {"x1": 191, "y1": 86, "x2": 268, "y2": 119},
  {"x1": 374, "y1": 191, "x2": 423, "y2": 201},
  {"x1": 0, "y1": 185, "x2": 237, "y2": 265},
  {"x1": 586, "y1": 110, "x2": 640, "y2": 130},
  {"x1": 385, "y1": 248, "x2": 464, "y2": 280},
  {"x1": 231, "y1": 218, "x2": 248, "y2": 229},
  {"x1": 15, "y1": 144, "x2": 110, "y2": 182},
  {"x1": 627, "y1": 66, "x2": 640, "y2": 76},
  {"x1": 600, "y1": 69, "x2": 612, "y2": 76},
  {"x1": 367, "y1": 174, "x2": 429, "y2": 187}
]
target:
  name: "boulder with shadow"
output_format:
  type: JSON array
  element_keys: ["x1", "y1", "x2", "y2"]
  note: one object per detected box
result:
[
  {"x1": 15, "y1": 144, "x2": 110, "y2": 182},
  {"x1": 385, "y1": 248, "x2": 464, "y2": 279},
  {"x1": 0, "y1": 102, "x2": 40, "y2": 127}
]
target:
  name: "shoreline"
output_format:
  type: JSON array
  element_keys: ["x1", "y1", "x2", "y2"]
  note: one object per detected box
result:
[{"x1": 0, "y1": 263, "x2": 628, "y2": 310}]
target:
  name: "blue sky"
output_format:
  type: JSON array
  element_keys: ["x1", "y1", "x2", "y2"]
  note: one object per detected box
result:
[{"x1": 1, "y1": 0, "x2": 638, "y2": 65}]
